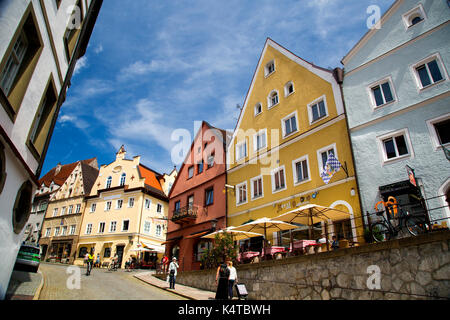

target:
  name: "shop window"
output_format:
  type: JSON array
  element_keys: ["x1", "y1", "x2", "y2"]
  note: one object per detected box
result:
[
  {"x1": 12, "y1": 180, "x2": 33, "y2": 234},
  {"x1": 332, "y1": 219, "x2": 353, "y2": 240},
  {"x1": 78, "y1": 247, "x2": 87, "y2": 258},
  {"x1": 104, "y1": 247, "x2": 111, "y2": 258}
]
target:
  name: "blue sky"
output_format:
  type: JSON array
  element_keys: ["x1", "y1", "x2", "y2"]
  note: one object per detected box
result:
[{"x1": 42, "y1": 0, "x2": 394, "y2": 176}]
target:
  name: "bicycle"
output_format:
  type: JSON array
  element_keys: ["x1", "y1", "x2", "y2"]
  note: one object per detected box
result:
[
  {"x1": 108, "y1": 261, "x2": 119, "y2": 271},
  {"x1": 86, "y1": 260, "x2": 93, "y2": 275},
  {"x1": 370, "y1": 208, "x2": 429, "y2": 242}
]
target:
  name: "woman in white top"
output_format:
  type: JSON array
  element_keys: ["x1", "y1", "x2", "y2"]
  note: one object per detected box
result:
[{"x1": 227, "y1": 260, "x2": 238, "y2": 300}]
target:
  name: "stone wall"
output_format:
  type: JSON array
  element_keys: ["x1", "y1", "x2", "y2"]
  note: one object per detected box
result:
[{"x1": 174, "y1": 231, "x2": 450, "y2": 300}]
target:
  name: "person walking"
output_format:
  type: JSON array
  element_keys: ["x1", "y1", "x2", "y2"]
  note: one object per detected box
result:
[
  {"x1": 215, "y1": 259, "x2": 230, "y2": 300},
  {"x1": 95, "y1": 254, "x2": 101, "y2": 268},
  {"x1": 168, "y1": 257, "x2": 179, "y2": 289},
  {"x1": 161, "y1": 255, "x2": 169, "y2": 273},
  {"x1": 227, "y1": 260, "x2": 238, "y2": 300},
  {"x1": 86, "y1": 251, "x2": 94, "y2": 275}
]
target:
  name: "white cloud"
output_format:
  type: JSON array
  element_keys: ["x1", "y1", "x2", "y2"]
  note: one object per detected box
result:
[
  {"x1": 94, "y1": 44, "x2": 103, "y2": 54},
  {"x1": 73, "y1": 56, "x2": 88, "y2": 75}
]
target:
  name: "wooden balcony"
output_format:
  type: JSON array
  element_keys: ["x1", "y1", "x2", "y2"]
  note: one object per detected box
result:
[{"x1": 171, "y1": 205, "x2": 198, "y2": 224}]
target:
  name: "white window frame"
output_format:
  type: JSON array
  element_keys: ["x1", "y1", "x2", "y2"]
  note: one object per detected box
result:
[
  {"x1": 109, "y1": 221, "x2": 117, "y2": 233},
  {"x1": 156, "y1": 203, "x2": 163, "y2": 214},
  {"x1": 426, "y1": 113, "x2": 450, "y2": 150},
  {"x1": 75, "y1": 204, "x2": 81, "y2": 213},
  {"x1": 264, "y1": 60, "x2": 275, "y2": 78},
  {"x1": 156, "y1": 224, "x2": 162, "y2": 237},
  {"x1": 69, "y1": 225, "x2": 76, "y2": 235},
  {"x1": 281, "y1": 111, "x2": 299, "y2": 138},
  {"x1": 250, "y1": 175, "x2": 264, "y2": 200},
  {"x1": 61, "y1": 226, "x2": 67, "y2": 236},
  {"x1": 61, "y1": 207, "x2": 66, "y2": 216},
  {"x1": 254, "y1": 103, "x2": 263, "y2": 116},
  {"x1": 144, "y1": 198, "x2": 151, "y2": 210},
  {"x1": 376, "y1": 128, "x2": 414, "y2": 165},
  {"x1": 144, "y1": 221, "x2": 151, "y2": 234},
  {"x1": 235, "y1": 140, "x2": 247, "y2": 161},
  {"x1": 236, "y1": 181, "x2": 248, "y2": 206},
  {"x1": 402, "y1": 3, "x2": 426, "y2": 29},
  {"x1": 98, "y1": 222, "x2": 105, "y2": 234},
  {"x1": 0, "y1": 31, "x2": 28, "y2": 95},
  {"x1": 267, "y1": 90, "x2": 280, "y2": 109},
  {"x1": 366, "y1": 76, "x2": 397, "y2": 110},
  {"x1": 116, "y1": 199, "x2": 123, "y2": 209},
  {"x1": 105, "y1": 201, "x2": 112, "y2": 211},
  {"x1": 52, "y1": 208, "x2": 58, "y2": 217},
  {"x1": 54, "y1": 226, "x2": 60, "y2": 236},
  {"x1": 68, "y1": 205, "x2": 73, "y2": 214},
  {"x1": 106, "y1": 176, "x2": 112, "y2": 189},
  {"x1": 307, "y1": 95, "x2": 329, "y2": 125},
  {"x1": 45, "y1": 228, "x2": 51, "y2": 237},
  {"x1": 253, "y1": 128, "x2": 267, "y2": 152},
  {"x1": 120, "y1": 173, "x2": 126, "y2": 186},
  {"x1": 292, "y1": 155, "x2": 311, "y2": 186},
  {"x1": 122, "y1": 219, "x2": 130, "y2": 232},
  {"x1": 316, "y1": 143, "x2": 338, "y2": 175},
  {"x1": 90, "y1": 203, "x2": 96, "y2": 213},
  {"x1": 271, "y1": 165, "x2": 287, "y2": 194},
  {"x1": 128, "y1": 197, "x2": 134, "y2": 208},
  {"x1": 411, "y1": 53, "x2": 448, "y2": 91},
  {"x1": 85, "y1": 224, "x2": 92, "y2": 235},
  {"x1": 284, "y1": 81, "x2": 295, "y2": 97}
]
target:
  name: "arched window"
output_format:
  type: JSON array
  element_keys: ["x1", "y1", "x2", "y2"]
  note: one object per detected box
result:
[
  {"x1": 106, "y1": 176, "x2": 112, "y2": 189},
  {"x1": 284, "y1": 81, "x2": 294, "y2": 97},
  {"x1": 254, "y1": 103, "x2": 262, "y2": 116},
  {"x1": 12, "y1": 180, "x2": 33, "y2": 234},
  {"x1": 120, "y1": 173, "x2": 126, "y2": 186},
  {"x1": 268, "y1": 90, "x2": 279, "y2": 109},
  {"x1": 411, "y1": 15, "x2": 422, "y2": 25}
]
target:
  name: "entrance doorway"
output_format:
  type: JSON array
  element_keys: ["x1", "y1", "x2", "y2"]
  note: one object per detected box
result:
[{"x1": 116, "y1": 245, "x2": 125, "y2": 268}]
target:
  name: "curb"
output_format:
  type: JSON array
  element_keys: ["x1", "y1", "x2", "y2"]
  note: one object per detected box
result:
[
  {"x1": 133, "y1": 274, "x2": 196, "y2": 300},
  {"x1": 33, "y1": 269, "x2": 44, "y2": 300}
]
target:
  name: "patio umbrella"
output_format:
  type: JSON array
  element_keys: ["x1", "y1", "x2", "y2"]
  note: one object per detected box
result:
[
  {"x1": 201, "y1": 226, "x2": 263, "y2": 241},
  {"x1": 232, "y1": 217, "x2": 298, "y2": 257},
  {"x1": 275, "y1": 204, "x2": 351, "y2": 248}
]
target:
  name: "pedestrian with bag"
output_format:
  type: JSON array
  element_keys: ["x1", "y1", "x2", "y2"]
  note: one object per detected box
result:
[
  {"x1": 227, "y1": 260, "x2": 238, "y2": 300},
  {"x1": 168, "y1": 257, "x2": 179, "y2": 289},
  {"x1": 215, "y1": 259, "x2": 230, "y2": 300}
]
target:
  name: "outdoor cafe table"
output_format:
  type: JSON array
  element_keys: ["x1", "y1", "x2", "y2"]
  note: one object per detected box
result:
[
  {"x1": 240, "y1": 251, "x2": 260, "y2": 263},
  {"x1": 262, "y1": 246, "x2": 286, "y2": 259},
  {"x1": 289, "y1": 240, "x2": 317, "y2": 254}
]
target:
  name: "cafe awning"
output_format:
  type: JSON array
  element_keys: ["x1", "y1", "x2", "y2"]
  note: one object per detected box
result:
[
  {"x1": 161, "y1": 236, "x2": 182, "y2": 245},
  {"x1": 185, "y1": 229, "x2": 212, "y2": 239}
]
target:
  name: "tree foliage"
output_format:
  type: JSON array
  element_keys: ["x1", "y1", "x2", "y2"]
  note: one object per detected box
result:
[{"x1": 200, "y1": 232, "x2": 238, "y2": 269}]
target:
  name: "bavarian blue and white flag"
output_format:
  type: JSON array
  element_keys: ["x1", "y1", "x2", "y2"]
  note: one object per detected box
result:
[{"x1": 320, "y1": 153, "x2": 342, "y2": 184}]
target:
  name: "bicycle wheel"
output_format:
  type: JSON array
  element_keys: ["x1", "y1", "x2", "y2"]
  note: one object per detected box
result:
[
  {"x1": 371, "y1": 222, "x2": 391, "y2": 242},
  {"x1": 405, "y1": 216, "x2": 428, "y2": 236}
]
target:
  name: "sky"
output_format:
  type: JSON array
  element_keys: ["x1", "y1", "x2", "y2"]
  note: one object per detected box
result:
[{"x1": 42, "y1": 0, "x2": 395, "y2": 177}]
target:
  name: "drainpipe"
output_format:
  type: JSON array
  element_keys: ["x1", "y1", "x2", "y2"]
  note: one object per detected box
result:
[{"x1": 334, "y1": 67, "x2": 366, "y2": 232}]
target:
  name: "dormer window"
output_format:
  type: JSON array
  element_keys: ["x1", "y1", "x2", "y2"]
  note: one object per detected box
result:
[
  {"x1": 254, "y1": 103, "x2": 262, "y2": 116},
  {"x1": 402, "y1": 4, "x2": 426, "y2": 29},
  {"x1": 264, "y1": 60, "x2": 275, "y2": 77}
]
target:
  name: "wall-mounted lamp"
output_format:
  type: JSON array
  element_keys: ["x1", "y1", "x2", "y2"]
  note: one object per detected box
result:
[
  {"x1": 128, "y1": 235, "x2": 133, "y2": 244},
  {"x1": 211, "y1": 219, "x2": 218, "y2": 230},
  {"x1": 350, "y1": 188, "x2": 356, "y2": 197}
]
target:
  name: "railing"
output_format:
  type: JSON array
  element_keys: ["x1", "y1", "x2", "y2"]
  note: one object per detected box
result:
[{"x1": 171, "y1": 205, "x2": 199, "y2": 223}]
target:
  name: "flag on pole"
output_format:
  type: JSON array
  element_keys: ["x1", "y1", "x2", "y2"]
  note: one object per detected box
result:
[{"x1": 320, "y1": 153, "x2": 342, "y2": 184}]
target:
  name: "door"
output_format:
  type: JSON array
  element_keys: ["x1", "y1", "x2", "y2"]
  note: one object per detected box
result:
[{"x1": 116, "y1": 245, "x2": 125, "y2": 268}]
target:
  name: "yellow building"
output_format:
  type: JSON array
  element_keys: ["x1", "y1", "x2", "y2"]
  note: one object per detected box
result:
[
  {"x1": 227, "y1": 39, "x2": 364, "y2": 246},
  {"x1": 75, "y1": 146, "x2": 177, "y2": 268}
]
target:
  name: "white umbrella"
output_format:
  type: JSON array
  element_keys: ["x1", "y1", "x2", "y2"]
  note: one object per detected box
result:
[{"x1": 201, "y1": 226, "x2": 263, "y2": 241}]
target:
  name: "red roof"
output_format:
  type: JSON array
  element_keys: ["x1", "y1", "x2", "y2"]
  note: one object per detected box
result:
[
  {"x1": 39, "y1": 158, "x2": 96, "y2": 187},
  {"x1": 138, "y1": 165, "x2": 163, "y2": 192}
]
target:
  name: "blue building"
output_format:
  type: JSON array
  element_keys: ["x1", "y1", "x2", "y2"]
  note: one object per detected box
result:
[{"x1": 341, "y1": 0, "x2": 450, "y2": 228}]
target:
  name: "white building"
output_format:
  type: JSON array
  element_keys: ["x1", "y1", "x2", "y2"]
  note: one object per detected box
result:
[{"x1": 0, "y1": 0, "x2": 102, "y2": 299}]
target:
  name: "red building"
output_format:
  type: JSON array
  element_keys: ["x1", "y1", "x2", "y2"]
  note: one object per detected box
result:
[{"x1": 165, "y1": 121, "x2": 229, "y2": 271}]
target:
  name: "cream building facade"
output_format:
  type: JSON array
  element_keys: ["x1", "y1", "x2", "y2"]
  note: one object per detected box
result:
[{"x1": 75, "y1": 147, "x2": 176, "y2": 268}]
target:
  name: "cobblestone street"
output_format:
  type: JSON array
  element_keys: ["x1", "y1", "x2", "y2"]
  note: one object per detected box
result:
[{"x1": 38, "y1": 263, "x2": 186, "y2": 300}]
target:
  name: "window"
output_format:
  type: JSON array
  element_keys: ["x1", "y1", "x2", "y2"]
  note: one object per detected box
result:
[
  {"x1": 12, "y1": 180, "x2": 33, "y2": 234},
  {"x1": 61, "y1": 226, "x2": 67, "y2": 236},
  {"x1": 54, "y1": 227, "x2": 60, "y2": 236},
  {"x1": 105, "y1": 201, "x2": 112, "y2": 211},
  {"x1": 78, "y1": 247, "x2": 88, "y2": 258},
  {"x1": 144, "y1": 221, "x2": 151, "y2": 233},
  {"x1": 61, "y1": 207, "x2": 66, "y2": 215},
  {"x1": 85, "y1": 224, "x2": 92, "y2": 234},
  {"x1": 98, "y1": 222, "x2": 105, "y2": 234},
  {"x1": 64, "y1": 0, "x2": 84, "y2": 61},
  {"x1": 128, "y1": 197, "x2": 134, "y2": 208},
  {"x1": 250, "y1": 176, "x2": 263, "y2": 200},
  {"x1": 292, "y1": 155, "x2": 310, "y2": 185},
  {"x1": 264, "y1": 60, "x2": 275, "y2": 77},
  {"x1": 205, "y1": 188, "x2": 214, "y2": 206},
  {"x1": 109, "y1": 221, "x2": 117, "y2": 233},
  {"x1": 122, "y1": 220, "x2": 129, "y2": 232},
  {"x1": 413, "y1": 55, "x2": 446, "y2": 89},
  {"x1": 268, "y1": 90, "x2": 279, "y2": 109},
  {"x1": 116, "y1": 199, "x2": 123, "y2": 209},
  {"x1": 174, "y1": 201, "x2": 181, "y2": 213},
  {"x1": 254, "y1": 103, "x2": 262, "y2": 116},
  {"x1": 197, "y1": 160, "x2": 204, "y2": 174},
  {"x1": 369, "y1": 77, "x2": 395, "y2": 108},
  {"x1": 145, "y1": 199, "x2": 151, "y2": 209},
  {"x1": 317, "y1": 144, "x2": 337, "y2": 173},
  {"x1": 236, "y1": 182, "x2": 247, "y2": 205},
  {"x1": 53, "y1": 208, "x2": 58, "y2": 217},
  {"x1": 90, "y1": 203, "x2": 96, "y2": 212},
  {"x1": 188, "y1": 166, "x2": 194, "y2": 179},
  {"x1": 69, "y1": 225, "x2": 76, "y2": 235},
  {"x1": 75, "y1": 204, "x2": 81, "y2": 213},
  {"x1": 207, "y1": 153, "x2": 215, "y2": 168},
  {"x1": 282, "y1": 112, "x2": 298, "y2": 137},
  {"x1": 68, "y1": 205, "x2": 73, "y2": 214},
  {"x1": 284, "y1": 81, "x2": 294, "y2": 97},
  {"x1": 253, "y1": 129, "x2": 267, "y2": 151},
  {"x1": 157, "y1": 203, "x2": 163, "y2": 213},
  {"x1": 106, "y1": 176, "x2": 112, "y2": 189},
  {"x1": 402, "y1": 4, "x2": 426, "y2": 29},
  {"x1": 377, "y1": 129, "x2": 413, "y2": 163},
  {"x1": 236, "y1": 140, "x2": 247, "y2": 161},
  {"x1": 45, "y1": 228, "x2": 51, "y2": 237},
  {"x1": 28, "y1": 77, "x2": 57, "y2": 158},
  {"x1": 156, "y1": 225, "x2": 162, "y2": 237},
  {"x1": 103, "y1": 247, "x2": 111, "y2": 258},
  {"x1": 271, "y1": 166, "x2": 286, "y2": 193},
  {"x1": 120, "y1": 173, "x2": 126, "y2": 186},
  {"x1": 308, "y1": 96, "x2": 328, "y2": 123},
  {"x1": 426, "y1": 113, "x2": 450, "y2": 149}
]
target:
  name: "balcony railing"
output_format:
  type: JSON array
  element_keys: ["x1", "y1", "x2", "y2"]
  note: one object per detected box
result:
[{"x1": 171, "y1": 205, "x2": 198, "y2": 224}]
